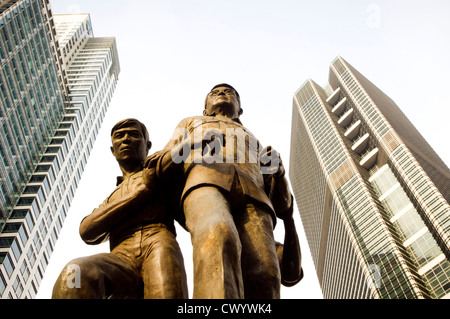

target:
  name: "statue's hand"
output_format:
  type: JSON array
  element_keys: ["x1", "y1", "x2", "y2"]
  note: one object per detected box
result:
[{"x1": 260, "y1": 146, "x2": 285, "y2": 177}]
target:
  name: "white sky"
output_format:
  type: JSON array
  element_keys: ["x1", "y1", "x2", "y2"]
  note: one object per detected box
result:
[{"x1": 36, "y1": 0, "x2": 450, "y2": 299}]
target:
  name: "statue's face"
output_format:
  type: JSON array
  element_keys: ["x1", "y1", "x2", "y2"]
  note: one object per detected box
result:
[
  {"x1": 110, "y1": 125, "x2": 147, "y2": 164},
  {"x1": 205, "y1": 86, "x2": 241, "y2": 119}
]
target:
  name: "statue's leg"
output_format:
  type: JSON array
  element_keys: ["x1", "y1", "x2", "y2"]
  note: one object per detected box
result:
[
  {"x1": 235, "y1": 202, "x2": 281, "y2": 299},
  {"x1": 51, "y1": 253, "x2": 142, "y2": 299},
  {"x1": 140, "y1": 224, "x2": 189, "y2": 299},
  {"x1": 183, "y1": 186, "x2": 244, "y2": 299}
]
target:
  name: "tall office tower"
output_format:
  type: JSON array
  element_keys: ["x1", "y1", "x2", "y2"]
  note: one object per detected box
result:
[
  {"x1": 290, "y1": 56, "x2": 450, "y2": 299},
  {"x1": 0, "y1": 1, "x2": 120, "y2": 298}
]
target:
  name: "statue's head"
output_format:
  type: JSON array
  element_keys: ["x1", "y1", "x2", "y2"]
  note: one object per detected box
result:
[
  {"x1": 110, "y1": 118, "x2": 152, "y2": 166},
  {"x1": 204, "y1": 83, "x2": 243, "y2": 120}
]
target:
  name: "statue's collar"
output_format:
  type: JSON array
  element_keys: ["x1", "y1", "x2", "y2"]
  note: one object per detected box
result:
[{"x1": 115, "y1": 171, "x2": 142, "y2": 186}]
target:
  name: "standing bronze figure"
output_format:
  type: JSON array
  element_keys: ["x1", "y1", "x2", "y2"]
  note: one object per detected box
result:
[{"x1": 159, "y1": 84, "x2": 302, "y2": 298}]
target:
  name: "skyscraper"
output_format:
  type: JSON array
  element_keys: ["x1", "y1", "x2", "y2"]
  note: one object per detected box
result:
[
  {"x1": 290, "y1": 56, "x2": 450, "y2": 298},
  {"x1": 0, "y1": 0, "x2": 119, "y2": 298}
]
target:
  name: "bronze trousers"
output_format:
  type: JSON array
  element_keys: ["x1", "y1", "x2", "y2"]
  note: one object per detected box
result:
[
  {"x1": 52, "y1": 223, "x2": 188, "y2": 299},
  {"x1": 183, "y1": 185, "x2": 280, "y2": 299}
]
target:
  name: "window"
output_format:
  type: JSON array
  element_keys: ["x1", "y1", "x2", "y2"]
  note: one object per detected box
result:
[
  {"x1": 46, "y1": 241, "x2": 53, "y2": 257},
  {"x1": 18, "y1": 226, "x2": 28, "y2": 245},
  {"x1": 20, "y1": 261, "x2": 30, "y2": 282},
  {"x1": 38, "y1": 220, "x2": 47, "y2": 238},
  {"x1": 51, "y1": 227, "x2": 58, "y2": 243},
  {"x1": 11, "y1": 239, "x2": 21, "y2": 261},
  {"x1": 2, "y1": 223, "x2": 22, "y2": 233},
  {"x1": 13, "y1": 277, "x2": 23, "y2": 298},
  {"x1": 33, "y1": 233, "x2": 42, "y2": 252},
  {"x1": 0, "y1": 270, "x2": 6, "y2": 295},
  {"x1": 0, "y1": 237, "x2": 14, "y2": 248},
  {"x1": 45, "y1": 147, "x2": 60, "y2": 154},
  {"x1": 17, "y1": 197, "x2": 36, "y2": 207},
  {"x1": 35, "y1": 266, "x2": 43, "y2": 285},
  {"x1": 24, "y1": 185, "x2": 40, "y2": 194},
  {"x1": 10, "y1": 209, "x2": 29, "y2": 219},
  {"x1": 35, "y1": 165, "x2": 50, "y2": 172},
  {"x1": 1, "y1": 253, "x2": 14, "y2": 278},
  {"x1": 29, "y1": 175, "x2": 45, "y2": 183},
  {"x1": 27, "y1": 247, "x2": 36, "y2": 267}
]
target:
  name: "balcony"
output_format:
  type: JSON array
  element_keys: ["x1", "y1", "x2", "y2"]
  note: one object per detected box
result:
[
  {"x1": 338, "y1": 108, "x2": 353, "y2": 128},
  {"x1": 332, "y1": 97, "x2": 347, "y2": 116},
  {"x1": 352, "y1": 133, "x2": 370, "y2": 154},
  {"x1": 360, "y1": 148, "x2": 378, "y2": 169},
  {"x1": 326, "y1": 87, "x2": 340, "y2": 105},
  {"x1": 344, "y1": 120, "x2": 361, "y2": 140}
]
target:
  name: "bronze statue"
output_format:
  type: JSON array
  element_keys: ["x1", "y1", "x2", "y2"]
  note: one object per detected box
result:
[
  {"x1": 52, "y1": 119, "x2": 188, "y2": 299},
  {"x1": 159, "y1": 83, "x2": 302, "y2": 298}
]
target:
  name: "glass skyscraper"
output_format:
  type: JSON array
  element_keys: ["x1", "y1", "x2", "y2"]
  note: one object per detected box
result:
[
  {"x1": 290, "y1": 56, "x2": 450, "y2": 298},
  {"x1": 0, "y1": 1, "x2": 120, "y2": 298}
]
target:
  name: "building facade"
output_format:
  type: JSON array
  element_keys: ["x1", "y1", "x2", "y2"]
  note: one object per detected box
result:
[
  {"x1": 290, "y1": 56, "x2": 450, "y2": 298},
  {"x1": 0, "y1": 0, "x2": 119, "y2": 298}
]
